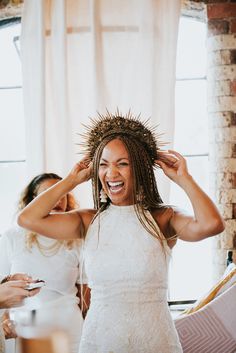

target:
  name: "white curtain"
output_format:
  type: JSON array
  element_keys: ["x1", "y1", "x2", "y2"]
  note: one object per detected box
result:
[{"x1": 21, "y1": 0, "x2": 181, "y2": 206}]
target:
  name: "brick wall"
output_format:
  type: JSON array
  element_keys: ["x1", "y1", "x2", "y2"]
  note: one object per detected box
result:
[
  {"x1": 207, "y1": 1, "x2": 236, "y2": 280},
  {"x1": 0, "y1": 0, "x2": 22, "y2": 19}
]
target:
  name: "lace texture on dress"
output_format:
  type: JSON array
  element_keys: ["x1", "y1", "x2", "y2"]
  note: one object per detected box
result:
[{"x1": 79, "y1": 204, "x2": 182, "y2": 353}]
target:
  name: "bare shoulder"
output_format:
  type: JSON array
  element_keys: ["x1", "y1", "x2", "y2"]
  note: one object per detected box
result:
[{"x1": 151, "y1": 206, "x2": 177, "y2": 249}]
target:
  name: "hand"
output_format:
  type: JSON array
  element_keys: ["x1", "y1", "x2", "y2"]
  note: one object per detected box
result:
[
  {"x1": 69, "y1": 157, "x2": 93, "y2": 186},
  {"x1": 8, "y1": 273, "x2": 32, "y2": 282},
  {"x1": 0, "y1": 280, "x2": 40, "y2": 309},
  {"x1": 2, "y1": 311, "x2": 17, "y2": 339},
  {"x1": 155, "y1": 150, "x2": 190, "y2": 184}
]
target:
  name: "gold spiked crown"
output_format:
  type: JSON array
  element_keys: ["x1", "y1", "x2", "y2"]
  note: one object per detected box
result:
[{"x1": 80, "y1": 110, "x2": 163, "y2": 164}]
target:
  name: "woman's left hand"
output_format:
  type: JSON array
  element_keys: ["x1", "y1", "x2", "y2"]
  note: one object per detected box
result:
[{"x1": 155, "y1": 150, "x2": 190, "y2": 184}]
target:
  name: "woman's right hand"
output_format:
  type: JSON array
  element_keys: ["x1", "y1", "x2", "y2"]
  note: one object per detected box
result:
[
  {"x1": 68, "y1": 158, "x2": 93, "y2": 186},
  {"x1": 0, "y1": 280, "x2": 40, "y2": 309}
]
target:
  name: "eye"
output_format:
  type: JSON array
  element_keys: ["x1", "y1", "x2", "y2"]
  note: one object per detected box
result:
[
  {"x1": 99, "y1": 162, "x2": 107, "y2": 167},
  {"x1": 118, "y1": 162, "x2": 129, "y2": 167}
]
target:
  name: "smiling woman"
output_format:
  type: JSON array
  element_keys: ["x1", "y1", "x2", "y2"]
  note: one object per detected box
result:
[
  {"x1": 17, "y1": 111, "x2": 224, "y2": 353},
  {"x1": 99, "y1": 139, "x2": 134, "y2": 206},
  {"x1": 0, "y1": 173, "x2": 84, "y2": 353}
]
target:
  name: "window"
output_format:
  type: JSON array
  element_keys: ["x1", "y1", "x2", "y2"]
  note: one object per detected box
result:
[
  {"x1": 0, "y1": 19, "x2": 27, "y2": 234},
  {"x1": 169, "y1": 17, "x2": 212, "y2": 300}
]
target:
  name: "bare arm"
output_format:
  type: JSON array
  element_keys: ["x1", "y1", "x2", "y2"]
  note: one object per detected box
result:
[
  {"x1": 156, "y1": 150, "x2": 225, "y2": 242},
  {"x1": 18, "y1": 161, "x2": 92, "y2": 240}
]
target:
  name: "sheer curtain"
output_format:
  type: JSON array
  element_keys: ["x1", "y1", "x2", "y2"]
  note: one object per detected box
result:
[{"x1": 21, "y1": 0, "x2": 181, "y2": 206}]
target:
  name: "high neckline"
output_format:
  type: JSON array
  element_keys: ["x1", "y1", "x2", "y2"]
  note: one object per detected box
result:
[{"x1": 108, "y1": 203, "x2": 136, "y2": 213}]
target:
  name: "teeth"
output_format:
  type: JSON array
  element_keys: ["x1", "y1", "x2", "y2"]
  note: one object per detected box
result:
[{"x1": 107, "y1": 181, "x2": 123, "y2": 187}]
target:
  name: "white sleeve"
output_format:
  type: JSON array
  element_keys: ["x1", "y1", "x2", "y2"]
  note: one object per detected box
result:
[{"x1": 0, "y1": 229, "x2": 14, "y2": 278}]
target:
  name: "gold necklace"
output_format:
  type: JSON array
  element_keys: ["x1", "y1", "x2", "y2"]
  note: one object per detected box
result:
[{"x1": 34, "y1": 237, "x2": 63, "y2": 257}]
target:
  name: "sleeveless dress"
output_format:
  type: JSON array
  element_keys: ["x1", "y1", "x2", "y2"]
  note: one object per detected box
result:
[{"x1": 79, "y1": 204, "x2": 183, "y2": 353}]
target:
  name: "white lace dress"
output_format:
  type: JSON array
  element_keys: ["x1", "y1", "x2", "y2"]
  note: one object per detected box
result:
[{"x1": 79, "y1": 204, "x2": 183, "y2": 353}]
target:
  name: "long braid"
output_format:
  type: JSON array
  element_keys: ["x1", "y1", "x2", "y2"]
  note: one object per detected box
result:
[{"x1": 90, "y1": 134, "x2": 170, "y2": 248}]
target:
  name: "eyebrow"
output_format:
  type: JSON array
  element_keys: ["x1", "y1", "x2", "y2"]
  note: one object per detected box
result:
[{"x1": 100, "y1": 158, "x2": 129, "y2": 162}]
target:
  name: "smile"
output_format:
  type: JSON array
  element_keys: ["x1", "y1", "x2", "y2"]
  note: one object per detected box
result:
[{"x1": 106, "y1": 181, "x2": 124, "y2": 194}]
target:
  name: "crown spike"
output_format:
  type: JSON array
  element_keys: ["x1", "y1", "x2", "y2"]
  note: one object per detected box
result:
[{"x1": 78, "y1": 110, "x2": 164, "y2": 163}]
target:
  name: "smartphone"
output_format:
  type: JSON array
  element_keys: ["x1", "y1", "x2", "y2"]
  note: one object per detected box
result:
[{"x1": 25, "y1": 280, "x2": 45, "y2": 291}]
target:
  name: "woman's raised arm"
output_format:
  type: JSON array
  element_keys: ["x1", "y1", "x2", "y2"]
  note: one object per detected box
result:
[
  {"x1": 18, "y1": 161, "x2": 93, "y2": 240},
  {"x1": 156, "y1": 150, "x2": 225, "y2": 241}
]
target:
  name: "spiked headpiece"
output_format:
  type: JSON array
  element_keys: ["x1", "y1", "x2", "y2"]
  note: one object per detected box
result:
[{"x1": 80, "y1": 110, "x2": 163, "y2": 164}]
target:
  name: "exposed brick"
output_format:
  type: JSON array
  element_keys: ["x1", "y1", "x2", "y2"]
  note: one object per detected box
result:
[
  {"x1": 233, "y1": 173, "x2": 236, "y2": 188},
  {"x1": 230, "y1": 19, "x2": 236, "y2": 33},
  {"x1": 209, "y1": 111, "x2": 234, "y2": 127},
  {"x1": 208, "y1": 79, "x2": 230, "y2": 97},
  {"x1": 221, "y1": 232, "x2": 233, "y2": 249},
  {"x1": 206, "y1": 0, "x2": 228, "y2": 3},
  {"x1": 208, "y1": 34, "x2": 236, "y2": 51},
  {"x1": 232, "y1": 113, "x2": 236, "y2": 125},
  {"x1": 231, "y1": 80, "x2": 236, "y2": 95},
  {"x1": 210, "y1": 141, "x2": 233, "y2": 158},
  {"x1": 230, "y1": 50, "x2": 236, "y2": 64},
  {"x1": 208, "y1": 50, "x2": 232, "y2": 67},
  {"x1": 11, "y1": 0, "x2": 23, "y2": 4},
  {"x1": 212, "y1": 127, "x2": 236, "y2": 143},
  {"x1": 233, "y1": 233, "x2": 236, "y2": 248},
  {"x1": 208, "y1": 96, "x2": 236, "y2": 112},
  {"x1": 208, "y1": 20, "x2": 229, "y2": 36},
  {"x1": 0, "y1": 0, "x2": 10, "y2": 9},
  {"x1": 208, "y1": 65, "x2": 236, "y2": 81},
  {"x1": 218, "y1": 189, "x2": 236, "y2": 203},
  {"x1": 232, "y1": 144, "x2": 236, "y2": 158},
  {"x1": 210, "y1": 171, "x2": 234, "y2": 188},
  {"x1": 218, "y1": 203, "x2": 233, "y2": 219},
  {"x1": 207, "y1": 4, "x2": 236, "y2": 20},
  {"x1": 233, "y1": 204, "x2": 236, "y2": 219},
  {"x1": 209, "y1": 158, "x2": 236, "y2": 173}
]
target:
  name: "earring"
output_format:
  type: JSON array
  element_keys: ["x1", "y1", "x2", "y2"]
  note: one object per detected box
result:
[{"x1": 100, "y1": 189, "x2": 108, "y2": 203}]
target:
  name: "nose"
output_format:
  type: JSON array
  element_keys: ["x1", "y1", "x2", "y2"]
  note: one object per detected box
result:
[{"x1": 106, "y1": 164, "x2": 119, "y2": 178}]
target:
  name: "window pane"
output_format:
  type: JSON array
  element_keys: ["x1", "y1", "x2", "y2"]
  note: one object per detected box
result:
[
  {"x1": 176, "y1": 18, "x2": 206, "y2": 79},
  {"x1": 174, "y1": 79, "x2": 208, "y2": 155},
  {"x1": 169, "y1": 156, "x2": 213, "y2": 300},
  {"x1": 0, "y1": 162, "x2": 27, "y2": 234},
  {"x1": 169, "y1": 238, "x2": 213, "y2": 300},
  {"x1": 0, "y1": 23, "x2": 21, "y2": 87},
  {"x1": 0, "y1": 88, "x2": 25, "y2": 160}
]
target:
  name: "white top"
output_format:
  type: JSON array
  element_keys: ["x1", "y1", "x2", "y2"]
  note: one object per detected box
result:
[
  {"x1": 0, "y1": 226, "x2": 84, "y2": 353},
  {"x1": 79, "y1": 204, "x2": 182, "y2": 353},
  {"x1": 0, "y1": 226, "x2": 81, "y2": 303}
]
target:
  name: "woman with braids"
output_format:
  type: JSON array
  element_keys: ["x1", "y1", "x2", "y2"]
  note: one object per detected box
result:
[
  {"x1": 0, "y1": 173, "x2": 84, "y2": 353},
  {"x1": 18, "y1": 112, "x2": 225, "y2": 353}
]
